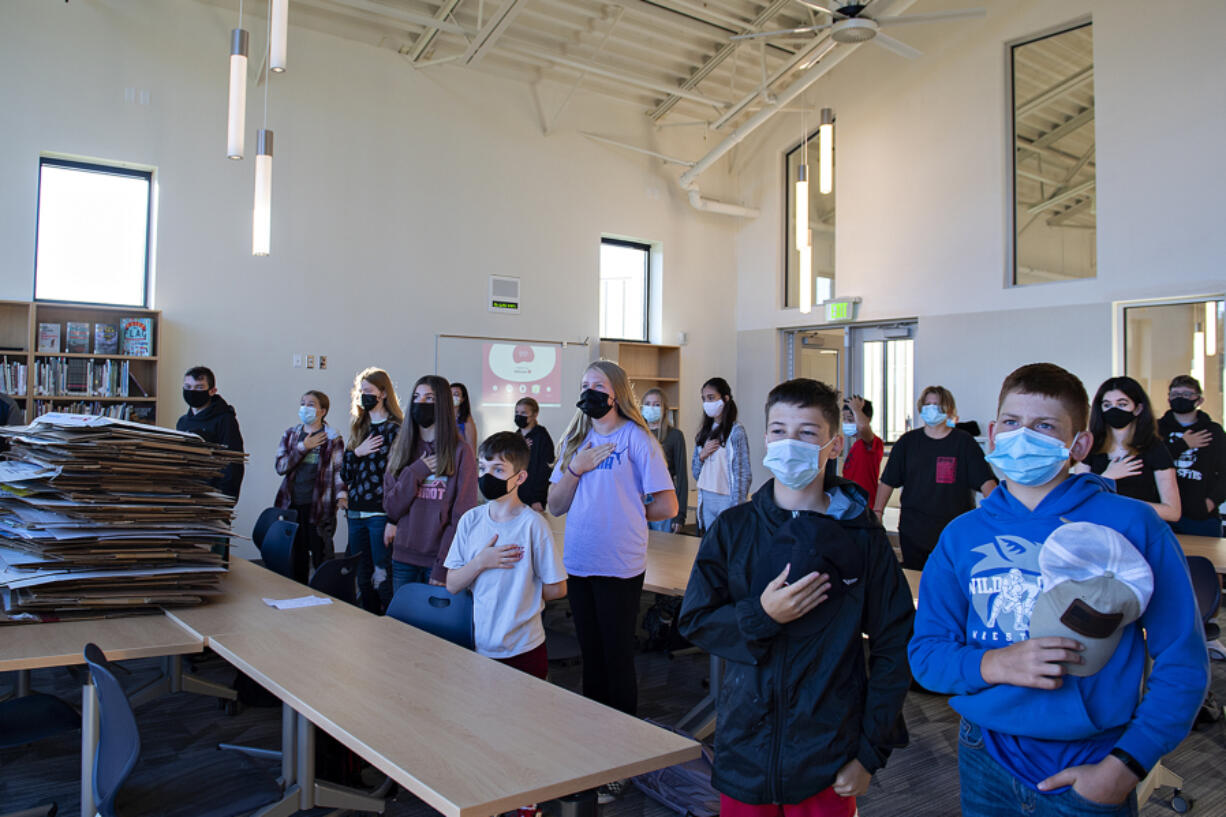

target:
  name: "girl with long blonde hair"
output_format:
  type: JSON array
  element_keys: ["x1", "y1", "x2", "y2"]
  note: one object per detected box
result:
[
  {"x1": 547, "y1": 361, "x2": 677, "y2": 770},
  {"x1": 641, "y1": 387, "x2": 688, "y2": 533}
]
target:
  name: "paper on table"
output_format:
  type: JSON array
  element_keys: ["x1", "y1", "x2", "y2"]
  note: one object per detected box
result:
[{"x1": 262, "y1": 595, "x2": 333, "y2": 610}]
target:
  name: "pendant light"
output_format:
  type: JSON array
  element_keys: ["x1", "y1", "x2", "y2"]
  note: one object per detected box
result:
[
  {"x1": 799, "y1": 234, "x2": 813, "y2": 315},
  {"x1": 226, "y1": 2, "x2": 248, "y2": 159},
  {"x1": 818, "y1": 107, "x2": 834, "y2": 195},
  {"x1": 794, "y1": 164, "x2": 809, "y2": 252},
  {"x1": 253, "y1": 2, "x2": 274, "y2": 256},
  {"x1": 270, "y1": 0, "x2": 288, "y2": 72},
  {"x1": 796, "y1": 106, "x2": 813, "y2": 313}
]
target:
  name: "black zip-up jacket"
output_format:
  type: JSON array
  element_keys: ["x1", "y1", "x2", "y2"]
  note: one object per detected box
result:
[
  {"x1": 176, "y1": 394, "x2": 245, "y2": 500},
  {"x1": 679, "y1": 476, "x2": 913, "y2": 805},
  {"x1": 1159, "y1": 409, "x2": 1226, "y2": 520}
]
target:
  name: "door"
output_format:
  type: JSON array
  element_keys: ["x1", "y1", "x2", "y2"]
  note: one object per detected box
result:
[{"x1": 847, "y1": 323, "x2": 917, "y2": 444}]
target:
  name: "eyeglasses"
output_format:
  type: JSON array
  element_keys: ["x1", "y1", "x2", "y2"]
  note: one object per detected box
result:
[{"x1": 1169, "y1": 391, "x2": 1200, "y2": 400}]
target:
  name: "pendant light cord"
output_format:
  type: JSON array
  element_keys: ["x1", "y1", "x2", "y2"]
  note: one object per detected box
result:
[{"x1": 263, "y1": 0, "x2": 271, "y2": 129}]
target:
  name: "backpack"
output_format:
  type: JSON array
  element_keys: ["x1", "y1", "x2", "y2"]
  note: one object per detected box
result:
[{"x1": 631, "y1": 721, "x2": 720, "y2": 817}]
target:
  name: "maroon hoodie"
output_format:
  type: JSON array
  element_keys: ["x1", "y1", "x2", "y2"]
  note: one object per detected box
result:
[{"x1": 383, "y1": 436, "x2": 478, "y2": 582}]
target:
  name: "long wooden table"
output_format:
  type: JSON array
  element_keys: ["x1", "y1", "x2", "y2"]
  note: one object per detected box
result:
[{"x1": 1176, "y1": 533, "x2": 1226, "y2": 573}]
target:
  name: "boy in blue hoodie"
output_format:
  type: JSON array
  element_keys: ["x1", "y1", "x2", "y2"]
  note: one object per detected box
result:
[{"x1": 909, "y1": 363, "x2": 1209, "y2": 816}]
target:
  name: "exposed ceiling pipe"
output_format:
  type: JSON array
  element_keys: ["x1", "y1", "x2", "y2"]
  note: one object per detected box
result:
[{"x1": 687, "y1": 188, "x2": 760, "y2": 218}]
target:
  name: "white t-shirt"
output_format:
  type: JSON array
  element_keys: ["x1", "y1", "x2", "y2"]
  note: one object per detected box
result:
[
  {"x1": 444, "y1": 503, "x2": 566, "y2": 659},
  {"x1": 549, "y1": 420, "x2": 675, "y2": 578}
]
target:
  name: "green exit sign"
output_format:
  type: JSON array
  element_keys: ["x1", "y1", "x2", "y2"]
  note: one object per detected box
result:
[
  {"x1": 491, "y1": 299, "x2": 519, "y2": 312},
  {"x1": 825, "y1": 299, "x2": 858, "y2": 322}
]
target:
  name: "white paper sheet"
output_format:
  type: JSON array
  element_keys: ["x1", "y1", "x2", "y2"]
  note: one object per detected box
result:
[{"x1": 261, "y1": 595, "x2": 334, "y2": 610}]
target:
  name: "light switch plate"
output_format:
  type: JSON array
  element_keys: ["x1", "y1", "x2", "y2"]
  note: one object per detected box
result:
[{"x1": 293, "y1": 354, "x2": 302, "y2": 368}]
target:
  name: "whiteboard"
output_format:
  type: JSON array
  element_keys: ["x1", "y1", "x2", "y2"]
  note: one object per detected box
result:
[{"x1": 434, "y1": 335, "x2": 595, "y2": 449}]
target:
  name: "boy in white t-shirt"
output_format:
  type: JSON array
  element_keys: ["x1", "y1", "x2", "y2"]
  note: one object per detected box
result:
[{"x1": 446, "y1": 431, "x2": 567, "y2": 678}]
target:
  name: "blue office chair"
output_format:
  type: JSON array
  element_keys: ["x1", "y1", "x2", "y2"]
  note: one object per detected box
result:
[
  {"x1": 1187, "y1": 555, "x2": 1221, "y2": 641},
  {"x1": 251, "y1": 506, "x2": 297, "y2": 552},
  {"x1": 259, "y1": 519, "x2": 307, "y2": 584},
  {"x1": 83, "y1": 644, "x2": 279, "y2": 817},
  {"x1": 386, "y1": 584, "x2": 475, "y2": 649},
  {"x1": 0, "y1": 691, "x2": 79, "y2": 817},
  {"x1": 309, "y1": 553, "x2": 362, "y2": 606}
]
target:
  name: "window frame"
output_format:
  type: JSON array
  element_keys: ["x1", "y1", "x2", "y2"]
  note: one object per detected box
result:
[
  {"x1": 598, "y1": 237, "x2": 651, "y2": 343},
  {"x1": 34, "y1": 156, "x2": 154, "y2": 308}
]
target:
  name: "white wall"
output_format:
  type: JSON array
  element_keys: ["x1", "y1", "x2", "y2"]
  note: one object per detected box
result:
[
  {"x1": 0, "y1": 0, "x2": 740, "y2": 554},
  {"x1": 730, "y1": 0, "x2": 1226, "y2": 453}
]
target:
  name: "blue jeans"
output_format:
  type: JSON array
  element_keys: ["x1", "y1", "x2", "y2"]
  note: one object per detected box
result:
[
  {"x1": 698, "y1": 489, "x2": 733, "y2": 533},
  {"x1": 346, "y1": 513, "x2": 390, "y2": 614},
  {"x1": 648, "y1": 519, "x2": 672, "y2": 532},
  {"x1": 392, "y1": 561, "x2": 432, "y2": 594},
  {"x1": 1171, "y1": 516, "x2": 1223, "y2": 537},
  {"x1": 958, "y1": 719, "x2": 1137, "y2": 817}
]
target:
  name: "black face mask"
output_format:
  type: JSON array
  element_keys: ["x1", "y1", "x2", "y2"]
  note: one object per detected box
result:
[
  {"x1": 1170, "y1": 396, "x2": 1197, "y2": 415},
  {"x1": 513, "y1": 414, "x2": 530, "y2": 430},
  {"x1": 1102, "y1": 407, "x2": 1136, "y2": 429},
  {"x1": 183, "y1": 389, "x2": 211, "y2": 409},
  {"x1": 577, "y1": 389, "x2": 613, "y2": 419},
  {"x1": 360, "y1": 393, "x2": 379, "y2": 411},
  {"x1": 479, "y1": 473, "x2": 515, "y2": 502},
  {"x1": 411, "y1": 402, "x2": 436, "y2": 428}
]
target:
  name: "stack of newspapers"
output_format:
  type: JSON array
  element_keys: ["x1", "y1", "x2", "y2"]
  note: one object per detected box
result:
[{"x1": 0, "y1": 413, "x2": 246, "y2": 623}]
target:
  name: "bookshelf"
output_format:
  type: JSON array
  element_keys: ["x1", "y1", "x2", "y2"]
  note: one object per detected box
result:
[
  {"x1": 599, "y1": 340, "x2": 683, "y2": 411},
  {"x1": 0, "y1": 300, "x2": 160, "y2": 424}
]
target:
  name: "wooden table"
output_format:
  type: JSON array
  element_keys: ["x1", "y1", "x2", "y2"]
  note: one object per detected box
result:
[
  {"x1": 1176, "y1": 533, "x2": 1226, "y2": 573},
  {"x1": 0, "y1": 613, "x2": 204, "y2": 817}
]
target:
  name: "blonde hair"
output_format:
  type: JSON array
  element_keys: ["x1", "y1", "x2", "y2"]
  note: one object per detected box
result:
[
  {"x1": 558, "y1": 361, "x2": 654, "y2": 472},
  {"x1": 918, "y1": 385, "x2": 956, "y2": 418},
  {"x1": 348, "y1": 368, "x2": 403, "y2": 450},
  {"x1": 642, "y1": 387, "x2": 673, "y2": 444}
]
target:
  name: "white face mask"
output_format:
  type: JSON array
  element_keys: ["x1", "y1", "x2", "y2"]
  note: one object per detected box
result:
[
  {"x1": 702, "y1": 399, "x2": 724, "y2": 419},
  {"x1": 762, "y1": 437, "x2": 835, "y2": 490}
]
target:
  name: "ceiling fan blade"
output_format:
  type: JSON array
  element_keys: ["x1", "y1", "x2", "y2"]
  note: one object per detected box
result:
[
  {"x1": 731, "y1": 23, "x2": 833, "y2": 41},
  {"x1": 871, "y1": 32, "x2": 922, "y2": 59},
  {"x1": 874, "y1": 8, "x2": 986, "y2": 26},
  {"x1": 795, "y1": 0, "x2": 848, "y2": 16}
]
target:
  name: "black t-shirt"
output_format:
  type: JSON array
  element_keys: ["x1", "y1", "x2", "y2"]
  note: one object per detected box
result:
[
  {"x1": 1086, "y1": 442, "x2": 1174, "y2": 504},
  {"x1": 518, "y1": 424, "x2": 555, "y2": 508},
  {"x1": 880, "y1": 428, "x2": 994, "y2": 522}
]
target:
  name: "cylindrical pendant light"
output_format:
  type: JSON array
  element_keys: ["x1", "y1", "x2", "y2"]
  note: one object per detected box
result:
[
  {"x1": 226, "y1": 29, "x2": 249, "y2": 160},
  {"x1": 270, "y1": 0, "x2": 288, "y2": 72},
  {"x1": 818, "y1": 107, "x2": 834, "y2": 195},
  {"x1": 794, "y1": 164, "x2": 809, "y2": 252},
  {"x1": 253, "y1": 129, "x2": 273, "y2": 256},
  {"x1": 799, "y1": 234, "x2": 813, "y2": 314}
]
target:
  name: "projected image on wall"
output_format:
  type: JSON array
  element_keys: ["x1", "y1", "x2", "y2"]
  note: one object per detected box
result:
[{"x1": 482, "y1": 343, "x2": 562, "y2": 407}]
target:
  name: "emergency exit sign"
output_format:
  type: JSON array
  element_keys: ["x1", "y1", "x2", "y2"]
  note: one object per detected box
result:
[{"x1": 824, "y1": 298, "x2": 860, "y2": 322}]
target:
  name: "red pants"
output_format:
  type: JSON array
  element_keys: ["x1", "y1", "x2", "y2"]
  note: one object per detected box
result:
[
  {"x1": 720, "y1": 788, "x2": 855, "y2": 817},
  {"x1": 495, "y1": 642, "x2": 549, "y2": 679}
]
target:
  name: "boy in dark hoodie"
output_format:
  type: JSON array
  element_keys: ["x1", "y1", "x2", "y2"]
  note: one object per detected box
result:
[
  {"x1": 679, "y1": 378, "x2": 914, "y2": 817},
  {"x1": 909, "y1": 363, "x2": 1208, "y2": 816},
  {"x1": 1158, "y1": 374, "x2": 1225, "y2": 537},
  {"x1": 176, "y1": 365, "x2": 245, "y2": 500}
]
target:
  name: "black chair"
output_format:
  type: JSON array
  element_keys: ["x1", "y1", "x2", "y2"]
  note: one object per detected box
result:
[
  {"x1": 386, "y1": 584, "x2": 475, "y2": 649},
  {"x1": 1187, "y1": 555, "x2": 1221, "y2": 639},
  {"x1": 258, "y1": 519, "x2": 306, "y2": 584},
  {"x1": 309, "y1": 553, "x2": 362, "y2": 606},
  {"x1": 251, "y1": 506, "x2": 297, "y2": 552},
  {"x1": 83, "y1": 644, "x2": 279, "y2": 817},
  {"x1": 0, "y1": 691, "x2": 79, "y2": 817}
]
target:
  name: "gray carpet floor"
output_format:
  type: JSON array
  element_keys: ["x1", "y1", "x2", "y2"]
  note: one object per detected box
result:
[{"x1": 2, "y1": 600, "x2": 1223, "y2": 817}]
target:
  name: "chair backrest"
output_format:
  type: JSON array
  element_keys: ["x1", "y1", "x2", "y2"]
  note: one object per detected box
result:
[
  {"x1": 84, "y1": 643, "x2": 142, "y2": 817},
  {"x1": 386, "y1": 584, "x2": 475, "y2": 649},
  {"x1": 309, "y1": 554, "x2": 362, "y2": 605},
  {"x1": 252, "y1": 506, "x2": 298, "y2": 550},
  {"x1": 1187, "y1": 554, "x2": 1222, "y2": 626},
  {"x1": 260, "y1": 519, "x2": 306, "y2": 583}
]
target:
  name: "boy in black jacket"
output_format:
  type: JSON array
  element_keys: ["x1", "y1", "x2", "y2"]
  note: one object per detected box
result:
[
  {"x1": 1159, "y1": 374, "x2": 1225, "y2": 537},
  {"x1": 679, "y1": 378, "x2": 914, "y2": 817},
  {"x1": 176, "y1": 365, "x2": 246, "y2": 500}
]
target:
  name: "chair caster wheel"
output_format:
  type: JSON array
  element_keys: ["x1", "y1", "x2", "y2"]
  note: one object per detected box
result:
[{"x1": 1170, "y1": 789, "x2": 1191, "y2": 813}]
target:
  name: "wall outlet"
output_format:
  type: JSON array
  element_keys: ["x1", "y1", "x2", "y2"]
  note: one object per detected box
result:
[
  {"x1": 306, "y1": 355, "x2": 315, "y2": 369},
  {"x1": 293, "y1": 354, "x2": 302, "y2": 368},
  {"x1": 318, "y1": 355, "x2": 327, "y2": 370}
]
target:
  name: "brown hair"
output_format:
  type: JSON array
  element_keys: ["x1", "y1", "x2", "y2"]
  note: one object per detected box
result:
[
  {"x1": 918, "y1": 385, "x2": 956, "y2": 418},
  {"x1": 1168, "y1": 375, "x2": 1202, "y2": 395},
  {"x1": 558, "y1": 361, "x2": 654, "y2": 472},
  {"x1": 303, "y1": 390, "x2": 330, "y2": 415},
  {"x1": 515, "y1": 396, "x2": 540, "y2": 415},
  {"x1": 997, "y1": 363, "x2": 1089, "y2": 434},
  {"x1": 478, "y1": 431, "x2": 531, "y2": 473},
  {"x1": 348, "y1": 367, "x2": 403, "y2": 450},
  {"x1": 386, "y1": 375, "x2": 460, "y2": 478},
  {"x1": 764, "y1": 378, "x2": 840, "y2": 436}
]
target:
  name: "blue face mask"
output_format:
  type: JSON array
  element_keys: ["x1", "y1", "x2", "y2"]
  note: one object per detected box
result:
[
  {"x1": 298, "y1": 405, "x2": 317, "y2": 425},
  {"x1": 842, "y1": 422, "x2": 859, "y2": 439},
  {"x1": 985, "y1": 427, "x2": 1080, "y2": 487},
  {"x1": 641, "y1": 405, "x2": 663, "y2": 424},
  {"x1": 763, "y1": 437, "x2": 835, "y2": 490},
  {"x1": 919, "y1": 404, "x2": 947, "y2": 426}
]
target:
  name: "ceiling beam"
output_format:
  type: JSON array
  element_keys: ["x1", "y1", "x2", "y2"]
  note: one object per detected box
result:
[
  {"x1": 1016, "y1": 65, "x2": 1092, "y2": 117},
  {"x1": 649, "y1": 0, "x2": 794, "y2": 121},
  {"x1": 1046, "y1": 196, "x2": 1094, "y2": 226},
  {"x1": 322, "y1": 0, "x2": 471, "y2": 36},
  {"x1": 406, "y1": 0, "x2": 464, "y2": 62},
  {"x1": 1032, "y1": 107, "x2": 1094, "y2": 149},
  {"x1": 712, "y1": 37, "x2": 835, "y2": 129},
  {"x1": 462, "y1": 0, "x2": 529, "y2": 65},
  {"x1": 1027, "y1": 179, "x2": 1095, "y2": 216}
]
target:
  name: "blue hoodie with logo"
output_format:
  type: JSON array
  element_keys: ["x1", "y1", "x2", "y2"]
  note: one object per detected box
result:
[{"x1": 908, "y1": 473, "x2": 1208, "y2": 785}]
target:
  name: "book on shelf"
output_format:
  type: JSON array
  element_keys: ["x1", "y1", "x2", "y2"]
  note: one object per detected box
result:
[
  {"x1": 33, "y1": 400, "x2": 153, "y2": 422},
  {"x1": 37, "y1": 323, "x2": 61, "y2": 352},
  {"x1": 1, "y1": 357, "x2": 27, "y2": 396},
  {"x1": 66, "y1": 321, "x2": 90, "y2": 353},
  {"x1": 119, "y1": 317, "x2": 154, "y2": 356},
  {"x1": 94, "y1": 323, "x2": 119, "y2": 354},
  {"x1": 65, "y1": 359, "x2": 89, "y2": 394}
]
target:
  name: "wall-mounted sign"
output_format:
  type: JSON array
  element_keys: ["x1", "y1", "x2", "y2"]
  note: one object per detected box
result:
[
  {"x1": 824, "y1": 297, "x2": 861, "y2": 322},
  {"x1": 489, "y1": 275, "x2": 520, "y2": 314}
]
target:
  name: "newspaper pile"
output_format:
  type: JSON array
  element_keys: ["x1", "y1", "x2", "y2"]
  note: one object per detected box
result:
[{"x1": 0, "y1": 413, "x2": 246, "y2": 623}]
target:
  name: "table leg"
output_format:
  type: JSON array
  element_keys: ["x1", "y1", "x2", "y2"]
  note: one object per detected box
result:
[
  {"x1": 81, "y1": 679, "x2": 99, "y2": 817},
  {"x1": 297, "y1": 712, "x2": 316, "y2": 811},
  {"x1": 16, "y1": 669, "x2": 31, "y2": 698},
  {"x1": 281, "y1": 702, "x2": 296, "y2": 787},
  {"x1": 676, "y1": 654, "x2": 721, "y2": 739}
]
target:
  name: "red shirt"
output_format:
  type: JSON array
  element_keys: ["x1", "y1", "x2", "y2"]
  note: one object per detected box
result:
[{"x1": 842, "y1": 435, "x2": 884, "y2": 502}]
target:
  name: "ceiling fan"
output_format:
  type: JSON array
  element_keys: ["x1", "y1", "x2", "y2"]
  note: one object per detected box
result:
[{"x1": 731, "y1": 1, "x2": 985, "y2": 61}]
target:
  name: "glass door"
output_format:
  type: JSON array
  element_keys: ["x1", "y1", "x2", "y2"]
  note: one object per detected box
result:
[
  {"x1": 848, "y1": 323, "x2": 917, "y2": 444},
  {"x1": 1124, "y1": 298, "x2": 1225, "y2": 420}
]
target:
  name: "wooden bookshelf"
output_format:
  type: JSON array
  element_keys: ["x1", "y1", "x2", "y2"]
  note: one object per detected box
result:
[
  {"x1": 0, "y1": 300, "x2": 161, "y2": 424},
  {"x1": 599, "y1": 341, "x2": 683, "y2": 412}
]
